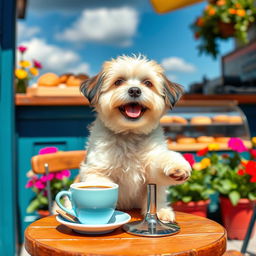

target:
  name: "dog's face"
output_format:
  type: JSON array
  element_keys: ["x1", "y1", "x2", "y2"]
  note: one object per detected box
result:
[{"x1": 81, "y1": 55, "x2": 183, "y2": 134}]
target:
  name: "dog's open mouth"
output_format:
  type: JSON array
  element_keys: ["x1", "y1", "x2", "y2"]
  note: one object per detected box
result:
[{"x1": 119, "y1": 103, "x2": 147, "y2": 120}]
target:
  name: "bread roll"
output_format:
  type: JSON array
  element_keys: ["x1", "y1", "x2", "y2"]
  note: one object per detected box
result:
[
  {"x1": 197, "y1": 136, "x2": 215, "y2": 143},
  {"x1": 66, "y1": 75, "x2": 83, "y2": 87},
  {"x1": 190, "y1": 116, "x2": 212, "y2": 125},
  {"x1": 212, "y1": 115, "x2": 229, "y2": 123},
  {"x1": 215, "y1": 137, "x2": 230, "y2": 143},
  {"x1": 160, "y1": 116, "x2": 173, "y2": 124},
  {"x1": 172, "y1": 116, "x2": 188, "y2": 124},
  {"x1": 177, "y1": 137, "x2": 196, "y2": 144},
  {"x1": 228, "y1": 116, "x2": 243, "y2": 124},
  {"x1": 59, "y1": 73, "x2": 73, "y2": 84},
  {"x1": 38, "y1": 73, "x2": 59, "y2": 87}
]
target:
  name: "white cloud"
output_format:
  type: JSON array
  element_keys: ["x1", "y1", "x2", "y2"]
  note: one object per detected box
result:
[
  {"x1": 161, "y1": 57, "x2": 196, "y2": 73},
  {"x1": 57, "y1": 7, "x2": 139, "y2": 46},
  {"x1": 17, "y1": 38, "x2": 89, "y2": 74},
  {"x1": 17, "y1": 22, "x2": 40, "y2": 41}
]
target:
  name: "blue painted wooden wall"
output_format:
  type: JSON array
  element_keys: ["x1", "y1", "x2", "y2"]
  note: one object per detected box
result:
[{"x1": 0, "y1": 0, "x2": 17, "y2": 255}]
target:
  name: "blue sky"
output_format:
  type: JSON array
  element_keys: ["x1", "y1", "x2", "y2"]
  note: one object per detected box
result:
[{"x1": 17, "y1": 0, "x2": 234, "y2": 91}]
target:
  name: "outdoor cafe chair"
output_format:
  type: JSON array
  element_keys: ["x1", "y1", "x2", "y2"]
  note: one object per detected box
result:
[{"x1": 31, "y1": 150, "x2": 86, "y2": 214}]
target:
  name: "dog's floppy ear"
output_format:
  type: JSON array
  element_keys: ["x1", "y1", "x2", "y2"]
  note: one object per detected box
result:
[
  {"x1": 162, "y1": 75, "x2": 184, "y2": 108},
  {"x1": 80, "y1": 72, "x2": 105, "y2": 105}
]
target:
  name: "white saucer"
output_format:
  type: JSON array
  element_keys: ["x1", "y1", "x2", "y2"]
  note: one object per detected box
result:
[{"x1": 56, "y1": 210, "x2": 131, "y2": 235}]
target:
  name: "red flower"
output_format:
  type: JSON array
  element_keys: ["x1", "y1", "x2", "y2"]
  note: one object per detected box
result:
[
  {"x1": 197, "y1": 147, "x2": 208, "y2": 157},
  {"x1": 244, "y1": 161, "x2": 256, "y2": 176},
  {"x1": 250, "y1": 175, "x2": 256, "y2": 183},
  {"x1": 18, "y1": 45, "x2": 27, "y2": 53},
  {"x1": 33, "y1": 60, "x2": 43, "y2": 69},
  {"x1": 249, "y1": 149, "x2": 256, "y2": 159},
  {"x1": 183, "y1": 153, "x2": 195, "y2": 167},
  {"x1": 237, "y1": 169, "x2": 245, "y2": 176},
  {"x1": 228, "y1": 138, "x2": 247, "y2": 153}
]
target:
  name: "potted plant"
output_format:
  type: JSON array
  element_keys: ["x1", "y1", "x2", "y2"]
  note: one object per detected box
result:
[
  {"x1": 168, "y1": 151, "x2": 215, "y2": 217},
  {"x1": 26, "y1": 147, "x2": 73, "y2": 217},
  {"x1": 191, "y1": 0, "x2": 256, "y2": 57},
  {"x1": 15, "y1": 45, "x2": 42, "y2": 93},
  {"x1": 199, "y1": 137, "x2": 256, "y2": 239}
]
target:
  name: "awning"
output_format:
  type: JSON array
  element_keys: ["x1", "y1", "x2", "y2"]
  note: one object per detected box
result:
[{"x1": 150, "y1": 0, "x2": 204, "y2": 13}]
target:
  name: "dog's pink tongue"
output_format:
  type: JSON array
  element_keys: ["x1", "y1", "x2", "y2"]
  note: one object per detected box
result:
[{"x1": 125, "y1": 104, "x2": 142, "y2": 118}]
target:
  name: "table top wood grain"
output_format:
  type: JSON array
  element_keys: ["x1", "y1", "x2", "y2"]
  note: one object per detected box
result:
[{"x1": 25, "y1": 210, "x2": 227, "y2": 256}]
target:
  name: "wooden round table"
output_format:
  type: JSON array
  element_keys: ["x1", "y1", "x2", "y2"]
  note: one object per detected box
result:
[{"x1": 25, "y1": 210, "x2": 227, "y2": 256}]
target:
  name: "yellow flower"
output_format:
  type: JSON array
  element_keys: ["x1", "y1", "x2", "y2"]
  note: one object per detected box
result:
[
  {"x1": 200, "y1": 158, "x2": 211, "y2": 169},
  {"x1": 236, "y1": 9, "x2": 246, "y2": 17},
  {"x1": 252, "y1": 137, "x2": 256, "y2": 145},
  {"x1": 208, "y1": 143, "x2": 220, "y2": 151},
  {"x1": 193, "y1": 162, "x2": 202, "y2": 171},
  {"x1": 15, "y1": 69, "x2": 28, "y2": 79},
  {"x1": 30, "y1": 67, "x2": 39, "y2": 76},
  {"x1": 19, "y1": 60, "x2": 31, "y2": 68}
]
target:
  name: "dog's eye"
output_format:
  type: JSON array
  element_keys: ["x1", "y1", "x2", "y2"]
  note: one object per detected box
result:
[
  {"x1": 114, "y1": 79, "x2": 124, "y2": 86},
  {"x1": 143, "y1": 80, "x2": 153, "y2": 87}
]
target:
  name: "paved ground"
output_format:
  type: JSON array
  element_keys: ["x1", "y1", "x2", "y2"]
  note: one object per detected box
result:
[{"x1": 20, "y1": 238, "x2": 256, "y2": 255}]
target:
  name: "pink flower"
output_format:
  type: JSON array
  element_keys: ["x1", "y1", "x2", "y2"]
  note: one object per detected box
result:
[
  {"x1": 183, "y1": 153, "x2": 195, "y2": 167},
  {"x1": 39, "y1": 147, "x2": 58, "y2": 155},
  {"x1": 40, "y1": 173, "x2": 54, "y2": 182},
  {"x1": 34, "y1": 180, "x2": 45, "y2": 190},
  {"x1": 55, "y1": 172, "x2": 64, "y2": 180},
  {"x1": 61, "y1": 169, "x2": 71, "y2": 178},
  {"x1": 33, "y1": 60, "x2": 42, "y2": 69},
  {"x1": 18, "y1": 46, "x2": 27, "y2": 53},
  {"x1": 228, "y1": 138, "x2": 247, "y2": 153},
  {"x1": 26, "y1": 180, "x2": 34, "y2": 188}
]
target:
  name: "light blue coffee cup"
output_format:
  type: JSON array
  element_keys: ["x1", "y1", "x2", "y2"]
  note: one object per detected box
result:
[{"x1": 55, "y1": 182, "x2": 119, "y2": 225}]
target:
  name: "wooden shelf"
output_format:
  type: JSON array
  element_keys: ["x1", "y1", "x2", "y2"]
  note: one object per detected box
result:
[
  {"x1": 16, "y1": 94, "x2": 256, "y2": 106},
  {"x1": 168, "y1": 140, "x2": 252, "y2": 152}
]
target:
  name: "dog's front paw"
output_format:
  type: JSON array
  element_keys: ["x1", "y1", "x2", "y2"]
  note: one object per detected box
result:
[
  {"x1": 157, "y1": 207, "x2": 175, "y2": 222},
  {"x1": 165, "y1": 161, "x2": 191, "y2": 183}
]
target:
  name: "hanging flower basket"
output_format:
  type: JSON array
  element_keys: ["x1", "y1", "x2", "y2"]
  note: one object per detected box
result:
[
  {"x1": 191, "y1": 0, "x2": 256, "y2": 58},
  {"x1": 218, "y1": 21, "x2": 235, "y2": 38}
]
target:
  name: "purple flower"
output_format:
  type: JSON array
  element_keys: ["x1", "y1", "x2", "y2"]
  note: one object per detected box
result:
[
  {"x1": 40, "y1": 173, "x2": 54, "y2": 183},
  {"x1": 18, "y1": 46, "x2": 27, "y2": 53},
  {"x1": 39, "y1": 147, "x2": 58, "y2": 155},
  {"x1": 228, "y1": 138, "x2": 247, "y2": 153},
  {"x1": 26, "y1": 180, "x2": 34, "y2": 188}
]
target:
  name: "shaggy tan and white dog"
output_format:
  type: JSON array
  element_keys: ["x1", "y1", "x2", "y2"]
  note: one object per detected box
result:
[{"x1": 79, "y1": 55, "x2": 191, "y2": 222}]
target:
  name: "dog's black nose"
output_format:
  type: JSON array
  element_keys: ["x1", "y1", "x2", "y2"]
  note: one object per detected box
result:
[{"x1": 128, "y1": 87, "x2": 141, "y2": 98}]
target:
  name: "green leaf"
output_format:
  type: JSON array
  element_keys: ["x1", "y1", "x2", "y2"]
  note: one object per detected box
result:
[
  {"x1": 182, "y1": 196, "x2": 192, "y2": 203},
  {"x1": 229, "y1": 191, "x2": 241, "y2": 206},
  {"x1": 248, "y1": 192, "x2": 256, "y2": 201},
  {"x1": 26, "y1": 198, "x2": 40, "y2": 213}
]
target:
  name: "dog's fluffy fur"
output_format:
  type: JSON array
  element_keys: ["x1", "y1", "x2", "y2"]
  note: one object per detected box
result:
[{"x1": 79, "y1": 55, "x2": 191, "y2": 221}]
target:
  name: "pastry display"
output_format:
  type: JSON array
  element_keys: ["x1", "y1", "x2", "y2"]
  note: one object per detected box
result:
[
  {"x1": 190, "y1": 116, "x2": 212, "y2": 125},
  {"x1": 212, "y1": 115, "x2": 229, "y2": 123},
  {"x1": 197, "y1": 136, "x2": 215, "y2": 143},
  {"x1": 37, "y1": 73, "x2": 60, "y2": 87}
]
